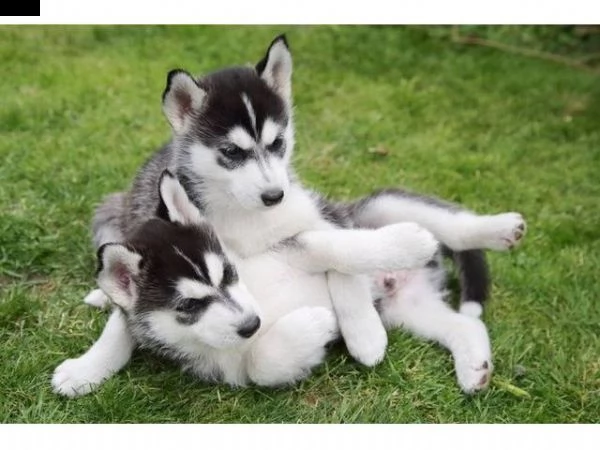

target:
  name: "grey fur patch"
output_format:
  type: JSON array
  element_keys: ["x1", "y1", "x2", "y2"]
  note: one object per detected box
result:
[
  {"x1": 91, "y1": 192, "x2": 127, "y2": 248},
  {"x1": 310, "y1": 192, "x2": 355, "y2": 229}
]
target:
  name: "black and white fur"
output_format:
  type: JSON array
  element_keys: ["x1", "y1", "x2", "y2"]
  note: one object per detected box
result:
[
  {"x1": 54, "y1": 172, "x2": 491, "y2": 393},
  {"x1": 52, "y1": 35, "x2": 526, "y2": 397}
]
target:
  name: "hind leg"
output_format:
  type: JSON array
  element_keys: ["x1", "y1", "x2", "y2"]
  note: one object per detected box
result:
[
  {"x1": 352, "y1": 190, "x2": 526, "y2": 252},
  {"x1": 353, "y1": 190, "x2": 525, "y2": 317},
  {"x1": 246, "y1": 307, "x2": 339, "y2": 386},
  {"x1": 376, "y1": 269, "x2": 493, "y2": 394}
]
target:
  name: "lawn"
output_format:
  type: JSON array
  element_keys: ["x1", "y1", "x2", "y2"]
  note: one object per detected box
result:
[{"x1": 0, "y1": 25, "x2": 598, "y2": 423}]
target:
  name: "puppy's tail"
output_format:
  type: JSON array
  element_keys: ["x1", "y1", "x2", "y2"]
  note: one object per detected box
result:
[
  {"x1": 91, "y1": 192, "x2": 127, "y2": 249},
  {"x1": 442, "y1": 246, "x2": 490, "y2": 318}
]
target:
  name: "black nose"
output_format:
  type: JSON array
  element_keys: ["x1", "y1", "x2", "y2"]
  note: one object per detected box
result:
[
  {"x1": 261, "y1": 189, "x2": 284, "y2": 206},
  {"x1": 237, "y1": 316, "x2": 261, "y2": 338}
]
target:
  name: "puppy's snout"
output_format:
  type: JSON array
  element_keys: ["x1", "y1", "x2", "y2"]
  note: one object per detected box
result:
[
  {"x1": 237, "y1": 315, "x2": 261, "y2": 338},
  {"x1": 261, "y1": 189, "x2": 284, "y2": 207}
]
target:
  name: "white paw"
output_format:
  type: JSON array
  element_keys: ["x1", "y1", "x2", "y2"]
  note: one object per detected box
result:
[
  {"x1": 83, "y1": 289, "x2": 110, "y2": 309},
  {"x1": 340, "y1": 312, "x2": 388, "y2": 367},
  {"x1": 377, "y1": 222, "x2": 440, "y2": 270},
  {"x1": 451, "y1": 317, "x2": 493, "y2": 394},
  {"x1": 478, "y1": 212, "x2": 526, "y2": 251},
  {"x1": 52, "y1": 357, "x2": 111, "y2": 397}
]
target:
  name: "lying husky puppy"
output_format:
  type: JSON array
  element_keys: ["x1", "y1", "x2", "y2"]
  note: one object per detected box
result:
[
  {"x1": 54, "y1": 172, "x2": 491, "y2": 392},
  {"x1": 52, "y1": 35, "x2": 526, "y2": 397}
]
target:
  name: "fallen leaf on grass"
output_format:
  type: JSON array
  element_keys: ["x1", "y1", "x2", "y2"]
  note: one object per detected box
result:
[
  {"x1": 368, "y1": 146, "x2": 390, "y2": 157},
  {"x1": 493, "y1": 378, "x2": 532, "y2": 398}
]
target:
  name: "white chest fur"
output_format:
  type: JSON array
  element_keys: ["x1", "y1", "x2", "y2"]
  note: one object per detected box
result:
[
  {"x1": 207, "y1": 185, "x2": 334, "y2": 258},
  {"x1": 235, "y1": 252, "x2": 332, "y2": 329}
]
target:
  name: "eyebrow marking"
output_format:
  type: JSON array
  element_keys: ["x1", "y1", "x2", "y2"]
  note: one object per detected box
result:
[
  {"x1": 204, "y1": 253, "x2": 224, "y2": 287},
  {"x1": 241, "y1": 93, "x2": 257, "y2": 137},
  {"x1": 175, "y1": 278, "x2": 216, "y2": 300},
  {"x1": 227, "y1": 126, "x2": 255, "y2": 151},
  {"x1": 261, "y1": 118, "x2": 280, "y2": 146}
]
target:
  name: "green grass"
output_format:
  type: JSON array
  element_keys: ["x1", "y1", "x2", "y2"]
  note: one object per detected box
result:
[{"x1": 0, "y1": 25, "x2": 599, "y2": 423}]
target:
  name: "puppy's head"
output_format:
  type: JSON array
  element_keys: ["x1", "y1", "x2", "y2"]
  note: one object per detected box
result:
[
  {"x1": 162, "y1": 35, "x2": 295, "y2": 211},
  {"x1": 97, "y1": 171, "x2": 261, "y2": 351}
]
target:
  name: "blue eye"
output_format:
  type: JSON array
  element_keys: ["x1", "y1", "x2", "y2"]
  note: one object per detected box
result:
[{"x1": 219, "y1": 146, "x2": 247, "y2": 161}]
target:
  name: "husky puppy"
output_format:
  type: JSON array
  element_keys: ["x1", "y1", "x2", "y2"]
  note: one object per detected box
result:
[
  {"x1": 52, "y1": 35, "x2": 526, "y2": 397},
  {"x1": 73, "y1": 172, "x2": 450, "y2": 388},
  {"x1": 54, "y1": 172, "x2": 491, "y2": 392}
]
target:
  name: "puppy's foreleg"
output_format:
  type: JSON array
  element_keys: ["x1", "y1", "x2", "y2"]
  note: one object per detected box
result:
[
  {"x1": 327, "y1": 272, "x2": 388, "y2": 367},
  {"x1": 286, "y1": 223, "x2": 439, "y2": 274},
  {"x1": 52, "y1": 308, "x2": 134, "y2": 397}
]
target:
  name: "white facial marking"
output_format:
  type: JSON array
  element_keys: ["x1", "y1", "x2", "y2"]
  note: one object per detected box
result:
[
  {"x1": 261, "y1": 118, "x2": 280, "y2": 146},
  {"x1": 228, "y1": 126, "x2": 255, "y2": 151},
  {"x1": 176, "y1": 278, "x2": 216, "y2": 300},
  {"x1": 241, "y1": 93, "x2": 257, "y2": 135},
  {"x1": 145, "y1": 310, "x2": 192, "y2": 348},
  {"x1": 205, "y1": 253, "x2": 224, "y2": 287}
]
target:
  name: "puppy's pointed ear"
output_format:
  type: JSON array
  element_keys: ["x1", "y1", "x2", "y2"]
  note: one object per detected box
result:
[
  {"x1": 256, "y1": 34, "x2": 292, "y2": 105},
  {"x1": 97, "y1": 244, "x2": 142, "y2": 312},
  {"x1": 162, "y1": 69, "x2": 206, "y2": 133},
  {"x1": 157, "y1": 170, "x2": 204, "y2": 226}
]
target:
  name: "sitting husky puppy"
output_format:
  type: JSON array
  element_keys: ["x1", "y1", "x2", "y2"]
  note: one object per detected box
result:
[
  {"x1": 58, "y1": 172, "x2": 490, "y2": 391},
  {"x1": 52, "y1": 35, "x2": 526, "y2": 397}
]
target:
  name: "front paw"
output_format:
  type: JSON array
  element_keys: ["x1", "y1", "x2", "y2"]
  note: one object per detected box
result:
[
  {"x1": 378, "y1": 222, "x2": 440, "y2": 270},
  {"x1": 340, "y1": 312, "x2": 388, "y2": 367},
  {"x1": 51, "y1": 357, "x2": 110, "y2": 398}
]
